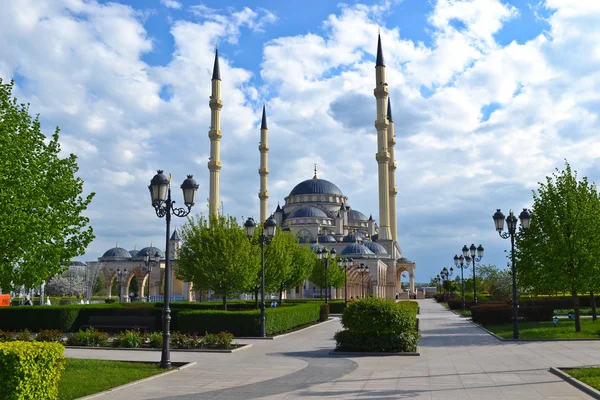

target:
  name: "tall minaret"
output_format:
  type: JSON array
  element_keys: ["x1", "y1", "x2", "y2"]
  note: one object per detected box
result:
[
  {"x1": 258, "y1": 105, "x2": 269, "y2": 223},
  {"x1": 374, "y1": 33, "x2": 391, "y2": 240},
  {"x1": 387, "y1": 97, "x2": 398, "y2": 243},
  {"x1": 208, "y1": 46, "x2": 223, "y2": 216}
]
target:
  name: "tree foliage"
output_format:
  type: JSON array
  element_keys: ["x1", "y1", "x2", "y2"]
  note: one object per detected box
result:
[
  {"x1": 309, "y1": 252, "x2": 346, "y2": 295},
  {"x1": 516, "y1": 161, "x2": 600, "y2": 331},
  {"x1": 176, "y1": 214, "x2": 260, "y2": 309},
  {"x1": 0, "y1": 80, "x2": 95, "y2": 291}
]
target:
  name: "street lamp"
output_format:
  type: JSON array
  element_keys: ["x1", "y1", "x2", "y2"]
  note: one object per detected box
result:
[
  {"x1": 149, "y1": 170, "x2": 198, "y2": 370},
  {"x1": 358, "y1": 263, "x2": 370, "y2": 297},
  {"x1": 116, "y1": 268, "x2": 127, "y2": 302},
  {"x1": 244, "y1": 214, "x2": 277, "y2": 338},
  {"x1": 436, "y1": 274, "x2": 441, "y2": 293},
  {"x1": 464, "y1": 244, "x2": 484, "y2": 305},
  {"x1": 493, "y1": 208, "x2": 531, "y2": 339},
  {"x1": 342, "y1": 257, "x2": 353, "y2": 304},
  {"x1": 315, "y1": 247, "x2": 336, "y2": 303},
  {"x1": 440, "y1": 267, "x2": 453, "y2": 299},
  {"x1": 143, "y1": 251, "x2": 161, "y2": 303},
  {"x1": 453, "y1": 254, "x2": 470, "y2": 311}
]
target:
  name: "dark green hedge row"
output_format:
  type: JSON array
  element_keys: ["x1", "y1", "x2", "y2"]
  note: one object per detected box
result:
[
  {"x1": 177, "y1": 303, "x2": 323, "y2": 337},
  {"x1": 446, "y1": 300, "x2": 508, "y2": 310},
  {"x1": 471, "y1": 305, "x2": 554, "y2": 325}
]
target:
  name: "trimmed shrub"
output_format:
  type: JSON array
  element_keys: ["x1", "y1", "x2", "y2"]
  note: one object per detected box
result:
[
  {"x1": 35, "y1": 330, "x2": 63, "y2": 343},
  {"x1": 145, "y1": 331, "x2": 163, "y2": 348},
  {"x1": 0, "y1": 330, "x2": 14, "y2": 342},
  {"x1": 446, "y1": 299, "x2": 507, "y2": 310},
  {"x1": 104, "y1": 299, "x2": 116, "y2": 304},
  {"x1": 471, "y1": 305, "x2": 554, "y2": 325},
  {"x1": 0, "y1": 341, "x2": 65, "y2": 400},
  {"x1": 66, "y1": 328, "x2": 109, "y2": 347},
  {"x1": 15, "y1": 330, "x2": 31, "y2": 342},
  {"x1": 170, "y1": 331, "x2": 191, "y2": 349},
  {"x1": 328, "y1": 302, "x2": 346, "y2": 313},
  {"x1": 177, "y1": 310, "x2": 260, "y2": 336},
  {"x1": 336, "y1": 298, "x2": 419, "y2": 352},
  {"x1": 113, "y1": 330, "x2": 144, "y2": 348},
  {"x1": 265, "y1": 304, "x2": 321, "y2": 335},
  {"x1": 320, "y1": 304, "x2": 330, "y2": 322}
]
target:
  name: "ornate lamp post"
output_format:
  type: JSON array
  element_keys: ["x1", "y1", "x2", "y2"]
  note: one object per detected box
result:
[
  {"x1": 358, "y1": 263, "x2": 370, "y2": 297},
  {"x1": 464, "y1": 244, "x2": 484, "y2": 305},
  {"x1": 436, "y1": 274, "x2": 441, "y2": 293},
  {"x1": 143, "y1": 251, "x2": 161, "y2": 303},
  {"x1": 453, "y1": 255, "x2": 469, "y2": 311},
  {"x1": 244, "y1": 215, "x2": 277, "y2": 338},
  {"x1": 493, "y1": 208, "x2": 531, "y2": 340},
  {"x1": 316, "y1": 247, "x2": 336, "y2": 303},
  {"x1": 148, "y1": 170, "x2": 198, "y2": 370},
  {"x1": 116, "y1": 268, "x2": 127, "y2": 302},
  {"x1": 341, "y1": 257, "x2": 353, "y2": 304},
  {"x1": 440, "y1": 267, "x2": 453, "y2": 299}
]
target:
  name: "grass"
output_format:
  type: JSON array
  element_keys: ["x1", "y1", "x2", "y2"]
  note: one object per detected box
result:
[
  {"x1": 485, "y1": 318, "x2": 600, "y2": 339},
  {"x1": 563, "y1": 367, "x2": 600, "y2": 390},
  {"x1": 59, "y1": 359, "x2": 163, "y2": 400}
]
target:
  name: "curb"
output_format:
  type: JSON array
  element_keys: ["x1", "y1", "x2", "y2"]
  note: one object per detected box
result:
[
  {"x1": 468, "y1": 319, "x2": 600, "y2": 342},
  {"x1": 76, "y1": 361, "x2": 196, "y2": 399},
  {"x1": 66, "y1": 344, "x2": 251, "y2": 353},
  {"x1": 237, "y1": 317, "x2": 337, "y2": 340},
  {"x1": 550, "y1": 367, "x2": 600, "y2": 400},
  {"x1": 328, "y1": 346, "x2": 420, "y2": 357}
]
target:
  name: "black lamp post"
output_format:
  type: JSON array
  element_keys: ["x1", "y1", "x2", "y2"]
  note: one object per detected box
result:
[
  {"x1": 316, "y1": 247, "x2": 336, "y2": 303},
  {"x1": 143, "y1": 251, "x2": 161, "y2": 303},
  {"x1": 116, "y1": 268, "x2": 127, "y2": 302},
  {"x1": 436, "y1": 274, "x2": 441, "y2": 293},
  {"x1": 342, "y1": 257, "x2": 353, "y2": 304},
  {"x1": 464, "y1": 244, "x2": 484, "y2": 305},
  {"x1": 358, "y1": 263, "x2": 370, "y2": 297},
  {"x1": 440, "y1": 267, "x2": 453, "y2": 299},
  {"x1": 149, "y1": 170, "x2": 198, "y2": 370},
  {"x1": 453, "y1": 254, "x2": 469, "y2": 311},
  {"x1": 493, "y1": 208, "x2": 531, "y2": 340},
  {"x1": 244, "y1": 215, "x2": 277, "y2": 338}
]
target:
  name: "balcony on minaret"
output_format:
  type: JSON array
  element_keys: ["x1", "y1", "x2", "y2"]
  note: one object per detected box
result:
[
  {"x1": 207, "y1": 159, "x2": 222, "y2": 170},
  {"x1": 209, "y1": 97, "x2": 223, "y2": 108},
  {"x1": 258, "y1": 144, "x2": 269, "y2": 152},
  {"x1": 258, "y1": 167, "x2": 269, "y2": 175},
  {"x1": 258, "y1": 192, "x2": 269, "y2": 200}
]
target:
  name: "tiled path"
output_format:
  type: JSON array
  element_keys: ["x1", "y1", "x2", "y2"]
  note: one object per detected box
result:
[{"x1": 66, "y1": 300, "x2": 600, "y2": 399}]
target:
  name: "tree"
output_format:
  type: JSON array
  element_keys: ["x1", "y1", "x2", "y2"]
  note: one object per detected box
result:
[
  {"x1": 45, "y1": 271, "x2": 86, "y2": 297},
  {"x1": 175, "y1": 214, "x2": 259, "y2": 310},
  {"x1": 309, "y1": 254, "x2": 345, "y2": 299},
  {"x1": 0, "y1": 80, "x2": 95, "y2": 292},
  {"x1": 516, "y1": 161, "x2": 600, "y2": 332}
]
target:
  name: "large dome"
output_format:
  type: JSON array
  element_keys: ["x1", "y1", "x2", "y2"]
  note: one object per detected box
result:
[
  {"x1": 135, "y1": 247, "x2": 165, "y2": 259},
  {"x1": 288, "y1": 206, "x2": 328, "y2": 219},
  {"x1": 342, "y1": 233, "x2": 363, "y2": 243},
  {"x1": 101, "y1": 247, "x2": 132, "y2": 260},
  {"x1": 289, "y1": 178, "x2": 343, "y2": 197},
  {"x1": 348, "y1": 209, "x2": 368, "y2": 221},
  {"x1": 363, "y1": 241, "x2": 388, "y2": 255},
  {"x1": 340, "y1": 243, "x2": 375, "y2": 257}
]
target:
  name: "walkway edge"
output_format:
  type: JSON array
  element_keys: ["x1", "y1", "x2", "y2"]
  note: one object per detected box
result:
[
  {"x1": 237, "y1": 317, "x2": 338, "y2": 340},
  {"x1": 66, "y1": 345, "x2": 251, "y2": 353},
  {"x1": 77, "y1": 361, "x2": 196, "y2": 400},
  {"x1": 550, "y1": 367, "x2": 600, "y2": 400},
  {"x1": 468, "y1": 318, "x2": 600, "y2": 342}
]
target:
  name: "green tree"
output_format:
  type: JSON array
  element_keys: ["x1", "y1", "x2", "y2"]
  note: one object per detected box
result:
[
  {"x1": 516, "y1": 161, "x2": 600, "y2": 332},
  {"x1": 0, "y1": 80, "x2": 95, "y2": 292},
  {"x1": 309, "y1": 253, "x2": 345, "y2": 299},
  {"x1": 176, "y1": 214, "x2": 260, "y2": 310},
  {"x1": 269, "y1": 232, "x2": 314, "y2": 303}
]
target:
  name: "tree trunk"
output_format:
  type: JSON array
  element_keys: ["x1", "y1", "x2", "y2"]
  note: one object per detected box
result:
[
  {"x1": 279, "y1": 284, "x2": 284, "y2": 304},
  {"x1": 254, "y1": 287, "x2": 259, "y2": 310},
  {"x1": 591, "y1": 291, "x2": 597, "y2": 322},
  {"x1": 572, "y1": 288, "x2": 581, "y2": 332},
  {"x1": 222, "y1": 295, "x2": 227, "y2": 311}
]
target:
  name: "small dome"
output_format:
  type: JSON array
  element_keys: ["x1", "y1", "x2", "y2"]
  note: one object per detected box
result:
[
  {"x1": 363, "y1": 241, "x2": 388, "y2": 255},
  {"x1": 129, "y1": 248, "x2": 138, "y2": 257},
  {"x1": 288, "y1": 206, "x2": 328, "y2": 219},
  {"x1": 289, "y1": 178, "x2": 343, "y2": 197},
  {"x1": 340, "y1": 243, "x2": 375, "y2": 257},
  {"x1": 69, "y1": 261, "x2": 88, "y2": 266},
  {"x1": 342, "y1": 233, "x2": 363, "y2": 243},
  {"x1": 135, "y1": 247, "x2": 165, "y2": 259},
  {"x1": 371, "y1": 233, "x2": 379, "y2": 242},
  {"x1": 101, "y1": 247, "x2": 132, "y2": 260},
  {"x1": 348, "y1": 209, "x2": 368, "y2": 221},
  {"x1": 397, "y1": 257, "x2": 415, "y2": 264},
  {"x1": 309, "y1": 243, "x2": 325, "y2": 252},
  {"x1": 317, "y1": 235, "x2": 337, "y2": 243}
]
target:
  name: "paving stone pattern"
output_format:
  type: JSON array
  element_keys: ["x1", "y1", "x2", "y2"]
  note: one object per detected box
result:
[{"x1": 65, "y1": 300, "x2": 599, "y2": 399}]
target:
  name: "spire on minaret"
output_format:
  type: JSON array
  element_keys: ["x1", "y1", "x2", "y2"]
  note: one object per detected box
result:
[
  {"x1": 376, "y1": 33, "x2": 385, "y2": 67},
  {"x1": 212, "y1": 46, "x2": 221, "y2": 81},
  {"x1": 313, "y1": 163, "x2": 318, "y2": 179},
  {"x1": 261, "y1": 104, "x2": 268, "y2": 130},
  {"x1": 387, "y1": 97, "x2": 393, "y2": 122}
]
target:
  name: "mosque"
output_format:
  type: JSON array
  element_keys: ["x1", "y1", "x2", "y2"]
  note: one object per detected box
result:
[{"x1": 90, "y1": 34, "x2": 416, "y2": 302}]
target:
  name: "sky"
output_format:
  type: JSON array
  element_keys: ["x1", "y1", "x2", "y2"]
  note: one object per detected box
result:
[{"x1": 1, "y1": 0, "x2": 600, "y2": 283}]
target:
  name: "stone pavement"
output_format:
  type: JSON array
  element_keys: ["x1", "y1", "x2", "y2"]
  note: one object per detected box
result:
[{"x1": 66, "y1": 300, "x2": 600, "y2": 399}]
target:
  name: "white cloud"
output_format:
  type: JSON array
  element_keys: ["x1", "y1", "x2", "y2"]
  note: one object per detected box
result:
[{"x1": 160, "y1": 0, "x2": 182, "y2": 10}]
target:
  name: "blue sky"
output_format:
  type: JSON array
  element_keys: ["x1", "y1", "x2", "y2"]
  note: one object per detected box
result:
[{"x1": 1, "y1": 0, "x2": 600, "y2": 283}]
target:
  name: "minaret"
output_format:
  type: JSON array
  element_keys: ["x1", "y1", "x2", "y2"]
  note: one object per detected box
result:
[
  {"x1": 258, "y1": 105, "x2": 269, "y2": 223},
  {"x1": 387, "y1": 97, "x2": 398, "y2": 243},
  {"x1": 208, "y1": 46, "x2": 223, "y2": 216},
  {"x1": 374, "y1": 33, "x2": 391, "y2": 240}
]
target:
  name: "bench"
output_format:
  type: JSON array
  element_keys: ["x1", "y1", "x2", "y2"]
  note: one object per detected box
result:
[{"x1": 82, "y1": 316, "x2": 156, "y2": 332}]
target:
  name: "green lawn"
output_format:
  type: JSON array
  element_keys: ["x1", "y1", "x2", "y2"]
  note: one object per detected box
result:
[
  {"x1": 564, "y1": 367, "x2": 600, "y2": 390},
  {"x1": 59, "y1": 359, "x2": 163, "y2": 400},
  {"x1": 485, "y1": 318, "x2": 600, "y2": 339}
]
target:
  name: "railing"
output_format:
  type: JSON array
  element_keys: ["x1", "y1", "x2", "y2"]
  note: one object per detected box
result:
[{"x1": 149, "y1": 295, "x2": 185, "y2": 302}]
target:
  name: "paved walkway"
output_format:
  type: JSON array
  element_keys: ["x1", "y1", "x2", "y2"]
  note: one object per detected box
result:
[{"x1": 66, "y1": 300, "x2": 600, "y2": 399}]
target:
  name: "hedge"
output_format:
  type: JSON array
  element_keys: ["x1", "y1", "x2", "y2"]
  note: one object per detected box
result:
[
  {"x1": 446, "y1": 300, "x2": 508, "y2": 310},
  {"x1": 177, "y1": 303, "x2": 322, "y2": 337},
  {"x1": 471, "y1": 305, "x2": 554, "y2": 325},
  {"x1": 0, "y1": 341, "x2": 65, "y2": 400}
]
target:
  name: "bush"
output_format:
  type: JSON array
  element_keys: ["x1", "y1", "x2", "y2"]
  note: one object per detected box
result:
[
  {"x1": 66, "y1": 328, "x2": 109, "y2": 347},
  {"x1": 0, "y1": 341, "x2": 65, "y2": 400},
  {"x1": 113, "y1": 330, "x2": 143, "y2": 348},
  {"x1": 446, "y1": 299, "x2": 507, "y2": 310},
  {"x1": 59, "y1": 299, "x2": 73, "y2": 305},
  {"x1": 471, "y1": 305, "x2": 554, "y2": 325},
  {"x1": 145, "y1": 331, "x2": 163, "y2": 348},
  {"x1": 265, "y1": 304, "x2": 321, "y2": 336},
  {"x1": 15, "y1": 329, "x2": 31, "y2": 342},
  {"x1": 104, "y1": 299, "x2": 116, "y2": 304},
  {"x1": 35, "y1": 330, "x2": 63, "y2": 343},
  {"x1": 0, "y1": 330, "x2": 14, "y2": 342},
  {"x1": 170, "y1": 331, "x2": 191, "y2": 349},
  {"x1": 328, "y1": 302, "x2": 346, "y2": 313},
  {"x1": 336, "y1": 298, "x2": 419, "y2": 352},
  {"x1": 320, "y1": 304, "x2": 330, "y2": 322}
]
